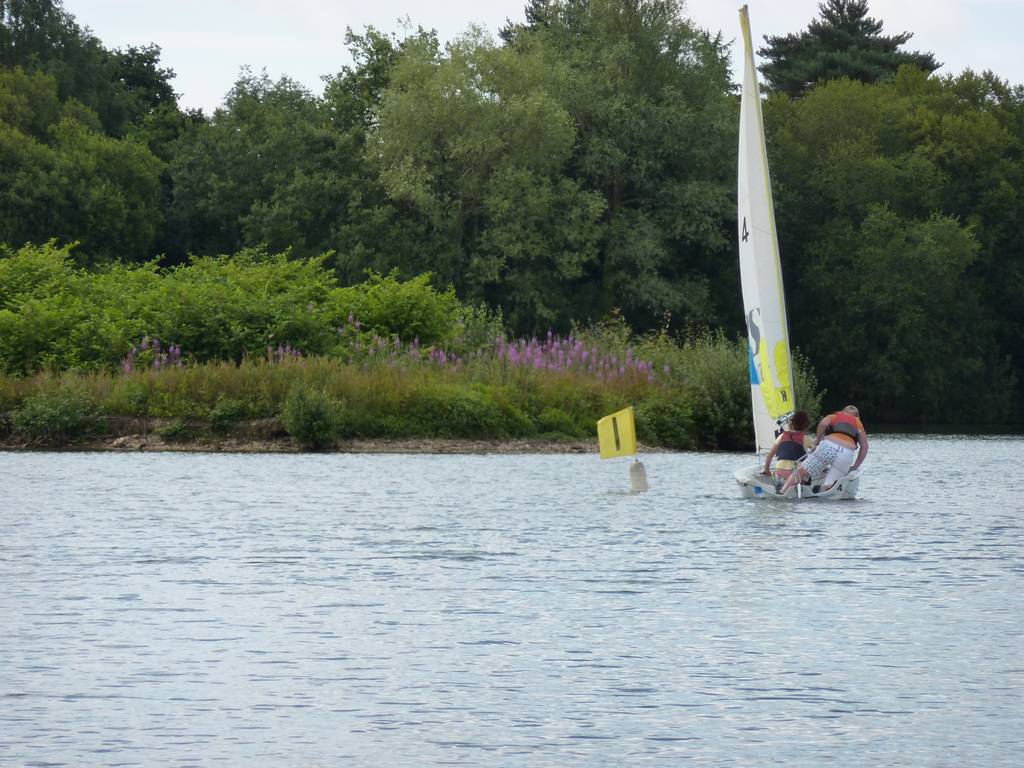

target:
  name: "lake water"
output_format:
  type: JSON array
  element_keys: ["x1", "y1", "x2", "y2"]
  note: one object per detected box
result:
[{"x1": 2, "y1": 435, "x2": 1022, "y2": 767}]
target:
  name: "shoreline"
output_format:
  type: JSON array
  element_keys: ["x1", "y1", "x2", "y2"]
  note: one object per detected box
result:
[
  {"x1": 0, "y1": 432, "x2": 607, "y2": 455},
  {"x1": 0, "y1": 417, "x2": 683, "y2": 454}
]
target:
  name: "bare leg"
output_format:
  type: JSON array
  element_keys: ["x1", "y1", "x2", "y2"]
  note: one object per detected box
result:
[
  {"x1": 819, "y1": 461, "x2": 849, "y2": 493},
  {"x1": 779, "y1": 465, "x2": 808, "y2": 494}
]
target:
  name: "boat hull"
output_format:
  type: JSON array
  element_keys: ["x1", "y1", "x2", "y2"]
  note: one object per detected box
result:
[{"x1": 733, "y1": 464, "x2": 860, "y2": 501}]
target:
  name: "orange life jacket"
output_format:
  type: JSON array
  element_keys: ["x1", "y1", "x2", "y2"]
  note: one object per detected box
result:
[{"x1": 826, "y1": 411, "x2": 861, "y2": 443}]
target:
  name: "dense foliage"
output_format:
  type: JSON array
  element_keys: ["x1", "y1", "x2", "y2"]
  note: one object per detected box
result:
[
  {"x1": 0, "y1": 242, "x2": 493, "y2": 373},
  {"x1": 1, "y1": 0, "x2": 1022, "y2": 425},
  {"x1": 767, "y1": 68, "x2": 1024, "y2": 422},
  {"x1": 0, "y1": 242, "x2": 823, "y2": 450}
]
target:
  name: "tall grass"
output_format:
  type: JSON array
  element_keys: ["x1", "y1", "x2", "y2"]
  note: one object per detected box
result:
[
  {"x1": 0, "y1": 246, "x2": 827, "y2": 449},
  {"x1": 0, "y1": 328, "x2": 822, "y2": 450}
]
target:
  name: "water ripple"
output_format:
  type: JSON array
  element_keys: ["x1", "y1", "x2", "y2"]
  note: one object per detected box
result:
[{"x1": 2, "y1": 437, "x2": 1023, "y2": 766}]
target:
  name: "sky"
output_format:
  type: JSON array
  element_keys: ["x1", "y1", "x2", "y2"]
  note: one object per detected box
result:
[{"x1": 62, "y1": 0, "x2": 1024, "y2": 114}]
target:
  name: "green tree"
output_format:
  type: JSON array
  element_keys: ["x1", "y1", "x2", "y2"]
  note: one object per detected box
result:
[
  {"x1": 167, "y1": 71, "x2": 330, "y2": 256},
  {"x1": 0, "y1": 69, "x2": 164, "y2": 262},
  {"x1": 0, "y1": 86, "x2": 62, "y2": 240},
  {"x1": 47, "y1": 117, "x2": 165, "y2": 261},
  {"x1": 766, "y1": 70, "x2": 1019, "y2": 421},
  {"x1": 167, "y1": 30, "x2": 440, "y2": 274},
  {"x1": 504, "y1": 0, "x2": 735, "y2": 330},
  {"x1": 320, "y1": 27, "x2": 446, "y2": 284},
  {"x1": 112, "y1": 44, "x2": 177, "y2": 114},
  {"x1": 925, "y1": 70, "x2": 1024, "y2": 419},
  {"x1": 372, "y1": 26, "x2": 605, "y2": 331},
  {"x1": 1, "y1": 0, "x2": 179, "y2": 135},
  {"x1": 804, "y1": 207, "x2": 997, "y2": 421},
  {"x1": 758, "y1": 0, "x2": 939, "y2": 98},
  {"x1": 0, "y1": 66, "x2": 62, "y2": 139},
  {"x1": 376, "y1": 1, "x2": 735, "y2": 332}
]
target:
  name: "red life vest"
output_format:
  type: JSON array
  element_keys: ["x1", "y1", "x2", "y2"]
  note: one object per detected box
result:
[
  {"x1": 826, "y1": 411, "x2": 861, "y2": 442},
  {"x1": 775, "y1": 430, "x2": 807, "y2": 461}
]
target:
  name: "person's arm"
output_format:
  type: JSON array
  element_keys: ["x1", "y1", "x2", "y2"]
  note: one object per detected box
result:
[
  {"x1": 816, "y1": 415, "x2": 832, "y2": 440},
  {"x1": 852, "y1": 431, "x2": 869, "y2": 471},
  {"x1": 761, "y1": 443, "x2": 778, "y2": 474}
]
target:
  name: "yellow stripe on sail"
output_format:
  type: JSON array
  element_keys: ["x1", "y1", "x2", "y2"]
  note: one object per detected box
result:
[
  {"x1": 772, "y1": 340, "x2": 793, "y2": 414},
  {"x1": 597, "y1": 406, "x2": 638, "y2": 459},
  {"x1": 757, "y1": 340, "x2": 794, "y2": 420}
]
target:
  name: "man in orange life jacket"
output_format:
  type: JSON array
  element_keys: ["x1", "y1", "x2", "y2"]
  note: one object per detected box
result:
[{"x1": 778, "y1": 405, "x2": 868, "y2": 495}]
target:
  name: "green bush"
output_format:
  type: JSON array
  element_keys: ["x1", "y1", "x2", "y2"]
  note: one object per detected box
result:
[
  {"x1": 489, "y1": 392, "x2": 537, "y2": 437},
  {"x1": 0, "y1": 315, "x2": 825, "y2": 450},
  {"x1": 0, "y1": 374, "x2": 17, "y2": 412},
  {"x1": 635, "y1": 396, "x2": 695, "y2": 450},
  {"x1": 453, "y1": 303, "x2": 506, "y2": 355},
  {"x1": 407, "y1": 387, "x2": 515, "y2": 438},
  {"x1": 536, "y1": 407, "x2": 581, "y2": 437},
  {"x1": 633, "y1": 330, "x2": 751, "y2": 450},
  {"x1": 104, "y1": 380, "x2": 151, "y2": 416},
  {"x1": 0, "y1": 241, "x2": 75, "y2": 310},
  {"x1": 209, "y1": 396, "x2": 247, "y2": 435},
  {"x1": 157, "y1": 419, "x2": 197, "y2": 442},
  {"x1": 152, "y1": 249, "x2": 338, "y2": 362},
  {"x1": 647, "y1": 331, "x2": 824, "y2": 450},
  {"x1": 11, "y1": 388, "x2": 102, "y2": 446},
  {"x1": 281, "y1": 385, "x2": 337, "y2": 449},
  {"x1": 679, "y1": 341, "x2": 751, "y2": 449},
  {"x1": 792, "y1": 350, "x2": 823, "y2": 423},
  {"x1": 327, "y1": 271, "x2": 463, "y2": 347},
  {"x1": 0, "y1": 248, "x2": 485, "y2": 375}
]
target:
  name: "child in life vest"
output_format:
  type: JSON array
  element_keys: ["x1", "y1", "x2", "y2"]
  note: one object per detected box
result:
[{"x1": 761, "y1": 410, "x2": 815, "y2": 487}]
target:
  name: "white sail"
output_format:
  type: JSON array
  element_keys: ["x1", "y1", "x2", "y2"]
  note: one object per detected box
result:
[{"x1": 737, "y1": 5, "x2": 795, "y2": 453}]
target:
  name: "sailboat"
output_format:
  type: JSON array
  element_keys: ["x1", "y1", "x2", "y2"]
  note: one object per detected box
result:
[{"x1": 731, "y1": 5, "x2": 859, "y2": 500}]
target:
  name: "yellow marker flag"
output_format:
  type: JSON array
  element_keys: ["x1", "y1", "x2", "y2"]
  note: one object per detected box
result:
[{"x1": 597, "y1": 406, "x2": 638, "y2": 459}]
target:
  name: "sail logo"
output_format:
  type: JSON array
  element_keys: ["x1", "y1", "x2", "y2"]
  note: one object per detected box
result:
[{"x1": 746, "y1": 308, "x2": 762, "y2": 385}]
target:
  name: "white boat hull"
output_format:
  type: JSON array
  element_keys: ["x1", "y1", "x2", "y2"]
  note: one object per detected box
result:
[{"x1": 733, "y1": 464, "x2": 861, "y2": 501}]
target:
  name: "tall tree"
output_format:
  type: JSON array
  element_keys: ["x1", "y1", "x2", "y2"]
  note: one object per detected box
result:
[
  {"x1": 372, "y1": 27, "x2": 605, "y2": 331},
  {"x1": 0, "y1": 66, "x2": 164, "y2": 263},
  {"x1": 165, "y1": 28, "x2": 444, "y2": 274},
  {"x1": 167, "y1": 71, "x2": 330, "y2": 257},
  {"x1": 758, "y1": 0, "x2": 939, "y2": 98},
  {"x1": 320, "y1": 27, "x2": 444, "y2": 285},
  {"x1": 111, "y1": 44, "x2": 177, "y2": 115},
  {"x1": 1, "y1": 0, "x2": 178, "y2": 135},
  {"x1": 766, "y1": 69, "x2": 1019, "y2": 421},
  {"x1": 493, "y1": 0, "x2": 736, "y2": 330},
  {"x1": 499, "y1": 0, "x2": 560, "y2": 44}
]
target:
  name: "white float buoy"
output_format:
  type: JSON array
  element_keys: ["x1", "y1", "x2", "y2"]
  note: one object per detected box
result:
[{"x1": 629, "y1": 459, "x2": 649, "y2": 493}]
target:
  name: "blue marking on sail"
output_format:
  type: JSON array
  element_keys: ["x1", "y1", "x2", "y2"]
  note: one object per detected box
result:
[{"x1": 748, "y1": 346, "x2": 760, "y2": 384}]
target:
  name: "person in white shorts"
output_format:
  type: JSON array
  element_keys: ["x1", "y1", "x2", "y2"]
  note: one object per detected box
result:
[{"x1": 778, "y1": 405, "x2": 868, "y2": 494}]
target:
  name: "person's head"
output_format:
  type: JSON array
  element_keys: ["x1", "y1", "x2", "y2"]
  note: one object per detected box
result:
[
  {"x1": 789, "y1": 410, "x2": 810, "y2": 432},
  {"x1": 842, "y1": 405, "x2": 860, "y2": 417}
]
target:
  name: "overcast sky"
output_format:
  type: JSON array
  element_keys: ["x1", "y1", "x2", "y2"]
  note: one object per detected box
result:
[{"x1": 62, "y1": 0, "x2": 1023, "y2": 114}]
